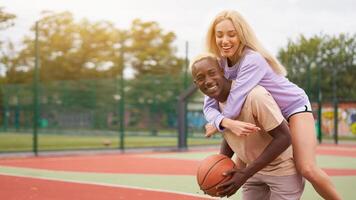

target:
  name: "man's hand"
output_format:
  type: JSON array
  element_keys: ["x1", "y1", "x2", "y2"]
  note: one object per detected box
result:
[
  {"x1": 221, "y1": 118, "x2": 260, "y2": 136},
  {"x1": 216, "y1": 168, "x2": 250, "y2": 198},
  {"x1": 205, "y1": 124, "x2": 218, "y2": 137}
]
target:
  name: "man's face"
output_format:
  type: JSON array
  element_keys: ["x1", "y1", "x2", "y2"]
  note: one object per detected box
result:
[{"x1": 192, "y1": 58, "x2": 225, "y2": 100}]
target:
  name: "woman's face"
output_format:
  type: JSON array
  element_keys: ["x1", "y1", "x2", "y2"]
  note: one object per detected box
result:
[{"x1": 215, "y1": 19, "x2": 239, "y2": 59}]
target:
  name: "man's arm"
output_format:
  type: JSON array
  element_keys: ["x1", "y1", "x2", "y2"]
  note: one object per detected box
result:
[
  {"x1": 219, "y1": 138, "x2": 234, "y2": 158},
  {"x1": 220, "y1": 138, "x2": 247, "y2": 169},
  {"x1": 235, "y1": 157, "x2": 247, "y2": 170},
  {"x1": 216, "y1": 121, "x2": 291, "y2": 197}
]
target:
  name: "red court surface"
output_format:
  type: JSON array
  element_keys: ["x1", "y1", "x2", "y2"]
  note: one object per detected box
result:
[
  {"x1": 316, "y1": 145, "x2": 356, "y2": 157},
  {"x1": 0, "y1": 175, "x2": 211, "y2": 200},
  {"x1": 0, "y1": 144, "x2": 356, "y2": 176},
  {"x1": 0, "y1": 154, "x2": 199, "y2": 175}
]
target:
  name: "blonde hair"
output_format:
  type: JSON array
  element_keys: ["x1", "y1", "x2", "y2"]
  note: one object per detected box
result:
[
  {"x1": 206, "y1": 10, "x2": 287, "y2": 76},
  {"x1": 190, "y1": 52, "x2": 220, "y2": 74}
]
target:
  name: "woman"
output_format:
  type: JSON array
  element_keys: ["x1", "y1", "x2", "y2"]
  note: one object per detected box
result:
[{"x1": 203, "y1": 10, "x2": 341, "y2": 200}]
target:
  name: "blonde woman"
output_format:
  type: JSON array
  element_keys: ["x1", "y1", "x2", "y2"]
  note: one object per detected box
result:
[{"x1": 203, "y1": 10, "x2": 341, "y2": 200}]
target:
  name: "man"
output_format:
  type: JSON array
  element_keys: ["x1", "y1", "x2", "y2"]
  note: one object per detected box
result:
[{"x1": 191, "y1": 53, "x2": 305, "y2": 200}]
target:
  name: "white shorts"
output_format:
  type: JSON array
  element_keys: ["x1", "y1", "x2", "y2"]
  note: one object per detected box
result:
[{"x1": 287, "y1": 103, "x2": 313, "y2": 121}]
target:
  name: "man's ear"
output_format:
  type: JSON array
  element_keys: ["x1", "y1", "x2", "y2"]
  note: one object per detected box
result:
[
  {"x1": 218, "y1": 67, "x2": 224, "y2": 76},
  {"x1": 191, "y1": 67, "x2": 197, "y2": 85},
  {"x1": 219, "y1": 66, "x2": 224, "y2": 73}
]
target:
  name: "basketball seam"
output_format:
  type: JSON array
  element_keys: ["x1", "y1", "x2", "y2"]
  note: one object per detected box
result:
[
  {"x1": 199, "y1": 156, "x2": 226, "y2": 188},
  {"x1": 204, "y1": 162, "x2": 235, "y2": 191}
]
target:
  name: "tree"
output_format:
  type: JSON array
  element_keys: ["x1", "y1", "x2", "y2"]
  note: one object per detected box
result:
[
  {"x1": 123, "y1": 19, "x2": 185, "y2": 128},
  {"x1": 0, "y1": 11, "x2": 187, "y2": 130},
  {"x1": 0, "y1": 7, "x2": 16, "y2": 84},
  {"x1": 2, "y1": 11, "x2": 127, "y2": 83},
  {"x1": 278, "y1": 34, "x2": 356, "y2": 101},
  {"x1": 0, "y1": 7, "x2": 16, "y2": 114},
  {"x1": 128, "y1": 19, "x2": 184, "y2": 76},
  {"x1": 0, "y1": 7, "x2": 16, "y2": 30}
]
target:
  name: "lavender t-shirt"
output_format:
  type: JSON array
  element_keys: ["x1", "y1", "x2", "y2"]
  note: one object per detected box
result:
[{"x1": 203, "y1": 49, "x2": 310, "y2": 131}]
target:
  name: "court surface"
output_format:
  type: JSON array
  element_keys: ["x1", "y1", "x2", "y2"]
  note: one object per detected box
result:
[{"x1": 0, "y1": 144, "x2": 355, "y2": 200}]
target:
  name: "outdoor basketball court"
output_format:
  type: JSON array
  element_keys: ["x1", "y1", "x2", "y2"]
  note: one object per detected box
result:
[{"x1": 0, "y1": 144, "x2": 356, "y2": 200}]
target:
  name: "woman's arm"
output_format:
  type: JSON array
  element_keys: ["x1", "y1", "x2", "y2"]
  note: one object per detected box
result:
[
  {"x1": 204, "y1": 53, "x2": 269, "y2": 135},
  {"x1": 204, "y1": 97, "x2": 260, "y2": 137},
  {"x1": 203, "y1": 95, "x2": 225, "y2": 131},
  {"x1": 221, "y1": 54, "x2": 268, "y2": 120},
  {"x1": 202, "y1": 53, "x2": 271, "y2": 135}
]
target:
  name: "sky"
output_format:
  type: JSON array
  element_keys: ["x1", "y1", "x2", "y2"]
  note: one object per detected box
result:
[{"x1": 1, "y1": 0, "x2": 356, "y2": 76}]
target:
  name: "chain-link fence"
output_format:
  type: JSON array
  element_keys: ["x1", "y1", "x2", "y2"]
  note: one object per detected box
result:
[
  {"x1": 0, "y1": 76, "x2": 222, "y2": 153},
  {"x1": 2, "y1": 76, "x2": 355, "y2": 153}
]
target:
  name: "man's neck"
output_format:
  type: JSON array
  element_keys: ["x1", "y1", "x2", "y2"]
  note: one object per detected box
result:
[{"x1": 217, "y1": 80, "x2": 232, "y2": 103}]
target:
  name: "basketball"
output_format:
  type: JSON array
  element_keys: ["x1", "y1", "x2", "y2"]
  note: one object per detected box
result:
[{"x1": 196, "y1": 154, "x2": 235, "y2": 196}]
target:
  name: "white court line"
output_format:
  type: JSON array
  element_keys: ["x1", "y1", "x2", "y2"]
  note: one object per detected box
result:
[{"x1": 0, "y1": 171, "x2": 217, "y2": 200}]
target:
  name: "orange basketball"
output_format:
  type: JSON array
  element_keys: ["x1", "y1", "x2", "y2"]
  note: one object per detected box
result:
[{"x1": 196, "y1": 154, "x2": 235, "y2": 196}]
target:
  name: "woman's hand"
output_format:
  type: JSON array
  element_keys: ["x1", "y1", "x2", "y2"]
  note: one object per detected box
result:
[
  {"x1": 205, "y1": 124, "x2": 219, "y2": 138},
  {"x1": 221, "y1": 118, "x2": 260, "y2": 136}
]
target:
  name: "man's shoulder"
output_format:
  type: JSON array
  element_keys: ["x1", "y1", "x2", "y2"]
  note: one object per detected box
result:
[
  {"x1": 244, "y1": 85, "x2": 280, "y2": 114},
  {"x1": 246, "y1": 85, "x2": 269, "y2": 100}
]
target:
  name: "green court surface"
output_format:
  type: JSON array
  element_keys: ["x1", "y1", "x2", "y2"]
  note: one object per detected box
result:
[{"x1": 0, "y1": 133, "x2": 221, "y2": 151}]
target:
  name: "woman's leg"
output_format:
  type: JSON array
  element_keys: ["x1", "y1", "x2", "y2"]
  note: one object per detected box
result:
[{"x1": 289, "y1": 113, "x2": 342, "y2": 200}]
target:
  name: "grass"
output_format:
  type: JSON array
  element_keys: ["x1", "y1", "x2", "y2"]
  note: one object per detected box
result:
[
  {"x1": 0, "y1": 132, "x2": 221, "y2": 152},
  {"x1": 322, "y1": 135, "x2": 356, "y2": 141}
]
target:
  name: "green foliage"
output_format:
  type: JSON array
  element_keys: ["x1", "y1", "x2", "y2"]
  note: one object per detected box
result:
[
  {"x1": 1, "y1": 11, "x2": 183, "y2": 83},
  {"x1": 0, "y1": 11, "x2": 187, "y2": 132},
  {"x1": 278, "y1": 34, "x2": 356, "y2": 101},
  {"x1": 0, "y1": 7, "x2": 16, "y2": 30},
  {"x1": 0, "y1": 7, "x2": 16, "y2": 86},
  {"x1": 128, "y1": 19, "x2": 184, "y2": 76},
  {"x1": 2, "y1": 11, "x2": 127, "y2": 83},
  {"x1": 0, "y1": 10, "x2": 189, "y2": 135}
]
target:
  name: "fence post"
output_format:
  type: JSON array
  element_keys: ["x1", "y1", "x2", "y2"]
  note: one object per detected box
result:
[
  {"x1": 2, "y1": 87, "x2": 8, "y2": 132},
  {"x1": 183, "y1": 41, "x2": 189, "y2": 138},
  {"x1": 317, "y1": 102, "x2": 322, "y2": 143},
  {"x1": 15, "y1": 94, "x2": 20, "y2": 131},
  {"x1": 178, "y1": 85, "x2": 197, "y2": 149},
  {"x1": 317, "y1": 62, "x2": 322, "y2": 143},
  {"x1": 333, "y1": 100, "x2": 338, "y2": 144},
  {"x1": 332, "y1": 64, "x2": 338, "y2": 144},
  {"x1": 32, "y1": 21, "x2": 40, "y2": 156},
  {"x1": 118, "y1": 39, "x2": 125, "y2": 151}
]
